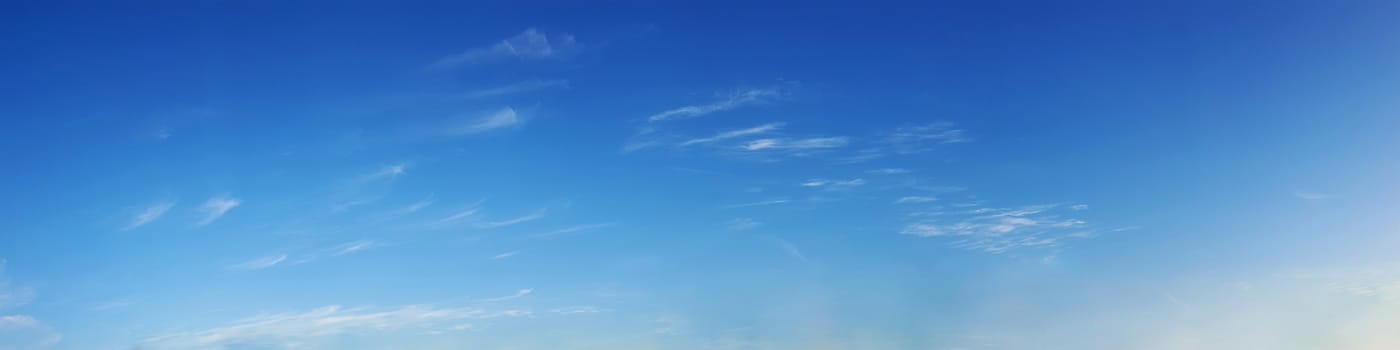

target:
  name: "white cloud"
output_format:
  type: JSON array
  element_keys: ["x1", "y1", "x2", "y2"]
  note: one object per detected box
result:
[
  {"x1": 332, "y1": 241, "x2": 374, "y2": 256},
  {"x1": 884, "y1": 122, "x2": 969, "y2": 153},
  {"x1": 475, "y1": 209, "x2": 546, "y2": 229},
  {"x1": 867, "y1": 168, "x2": 911, "y2": 175},
  {"x1": 126, "y1": 201, "x2": 175, "y2": 230},
  {"x1": 773, "y1": 238, "x2": 808, "y2": 262},
  {"x1": 360, "y1": 164, "x2": 407, "y2": 183},
  {"x1": 801, "y1": 178, "x2": 865, "y2": 188},
  {"x1": 741, "y1": 137, "x2": 848, "y2": 152},
  {"x1": 724, "y1": 199, "x2": 789, "y2": 208},
  {"x1": 896, "y1": 196, "x2": 938, "y2": 204},
  {"x1": 432, "y1": 28, "x2": 581, "y2": 68},
  {"x1": 648, "y1": 88, "x2": 782, "y2": 122},
  {"x1": 549, "y1": 306, "x2": 607, "y2": 315},
  {"x1": 1294, "y1": 190, "x2": 1328, "y2": 200},
  {"x1": 530, "y1": 223, "x2": 614, "y2": 239},
  {"x1": 229, "y1": 255, "x2": 287, "y2": 271},
  {"x1": 456, "y1": 107, "x2": 521, "y2": 134},
  {"x1": 726, "y1": 218, "x2": 762, "y2": 231},
  {"x1": 431, "y1": 207, "x2": 482, "y2": 228},
  {"x1": 0, "y1": 314, "x2": 36, "y2": 329},
  {"x1": 490, "y1": 251, "x2": 519, "y2": 260},
  {"x1": 681, "y1": 123, "x2": 783, "y2": 146},
  {"x1": 197, "y1": 196, "x2": 241, "y2": 226},
  {"x1": 0, "y1": 314, "x2": 60, "y2": 347},
  {"x1": 138, "y1": 302, "x2": 534, "y2": 350},
  {"x1": 900, "y1": 204, "x2": 1092, "y2": 253},
  {"x1": 0, "y1": 259, "x2": 35, "y2": 310},
  {"x1": 464, "y1": 79, "x2": 569, "y2": 99}
]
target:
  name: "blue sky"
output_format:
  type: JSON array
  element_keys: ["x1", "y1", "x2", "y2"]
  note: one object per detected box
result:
[{"x1": 2, "y1": 1, "x2": 1400, "y2": 349}]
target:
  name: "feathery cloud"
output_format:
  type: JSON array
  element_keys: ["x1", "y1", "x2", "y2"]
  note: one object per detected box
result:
[
  {"x1": 867, "y1": 168, "x2": 911, "y2": 175},
  {"x1": 332, "y1": 240, "x2": 375, "y2": 256},
  {"x1": 801, "y1": 178, "x2": 865, "y2": 188},
  {"x1": 229, "y1": 255, "x2": 287, "y2": 271},
  {"x1": 138, "y1": 301, "x2": 534, "y2": 350},
  {"x1": 360, "y1": 164, "x2": 407, "y2": 183},
  {"x1": 648, "y1": 88, "x2": 782, "y2": 122},
  {"x1": 490, "y1": 251, "x2": 519, "y2": 260},
  {"x1": 197, "y1": 197, "x2": 241, "y2": 226},
  {"x1": 0, "y1": 259, "x2": 35, "y2": 310},
  {"x1": 724, "y1": 199, "x2": 790, "y2": 208},
  {"x1": 455, "y1": 107, "x2": 521, "y2": 134},
  {"x1": 883, "y1": 122, "x2": 969, "y2": 153},
  {"x1": 476, "y1": 209, "x2": 546, "y2": 229},
  {"x1": 126, "y1": 201, "x2": 174, "y2": 230},
  {"x1": 900, "y1": 204, "x2": 1092, "y2": 253},
  {"x1": 681, "y1": 123, "x2": 784, "y2": 146},
  {"x1": 896, "y1": 196, "x2": 938, "y2": 204},
  {"x1": 740, "y1": 137, "x2": 848, "y2": 151},
  {"x1": 0, "y1": 314, "x2": 36, "y2": 329},
  {"x1": 432, "y1": 28, "x2": 581, "y2": 68},
  {"x1": 431, "y1": 207, "x2": 482, "y2": 228},
  {"x1": 464, "y1": 79, "x2": 569, "y2": 99},
  {"x1": 530, "y1": 223, "x2": 614, "y2": 239},
  {"x1": 726, "y1": 218, "x2": 762, "y2": 231}
]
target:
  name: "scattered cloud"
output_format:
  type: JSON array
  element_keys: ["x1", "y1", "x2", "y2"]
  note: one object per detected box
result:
[
  {"x1": 801, "y1": 178, "x2": 866, "y2": 188},
  {"x1": 0, "y1": 259, "x2": 35, "y2": 309},
  {"x1": 455, "y1": 107, "x2": 522, "y2": 135},
  {"x1": 681, "y1": 123, "x2": 783, "y2": 146},
  {"x1": 867, "y1": 168, "x2": 912, "y2": 175},
  {"x1": 1070, "y1": 204, "x2": 1089, "y2": 211},
  {"x1": 740, "y1": 136, "x2": 848, "y2": 152},
  {"x1": 490, "y1": 251, "x2": 519, "y2": 260},
  {"x1": 883, "y1": 122, "x2": 969, "y2": 153},
  {"x1": 648, "y1": 88, "x2": 782, "y2": 122},
  {"x1": 196, "y1": 196, "x2": 241, "y2": 226},
  {"x1": 530, "y1": 223, "x2": 614, "y2": 239},
  {"x1": 0, "y1": 314, "x2": 60, "y2": 347},
  {"x1": 477, "y1": 289, "x2": 533, "y2": 303},
  {"x1": 0, "y1": 314, "x2": 36, "y2": 329},
  {"x1": 360, "y1": 164, "x2": 407, "y2": 183},
  {"x1": 724, "y1": 199, "x2": 790, "y2": 208},
  {"x1": 896, "y1": 196, "x2": 938, "y2": 204},
  {"x1": 432, "y1": 28, "x2": 581, "y2": 68},
  {"x1": 1294, "y1": 190, "x2": 1328, "y2": 200},
  {"x1": 229, "y1": 255, "x2": 288, "y2": 271},
  {"x1": 726, "y1": 218, "x2": 762, "y2": 231},
  {"x1": 126, "y1": 201, "x2": 175, "y2": 230},
  {"x1": 476, "y1": 209, "x2": 547, "y2": 229},
  {"x1": 549, "y1": 306, "x2": 607, "y2": 315},
  {"x1": 332, "y1": 240, "x2": 375, "y2": 256},
  {"x1": 431, "y1": 206, "x2": 482, "y2": 228},
  {"x1": 464, "y1": 79, "x2": 569, "y2": 99},
  {"x1": 900, "y1": 204, "x2": 1092, "y2": 253},
  {"x1": 137, "y1": 301, "x2": 535, "y2": 350},
  {"x1": 772, "y1": 238, "x2": 808, "y2": 262}
]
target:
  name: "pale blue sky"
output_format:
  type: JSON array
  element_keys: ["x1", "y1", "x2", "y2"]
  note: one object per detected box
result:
[{"x1": 2, "y1": 2, "x2": 1400, "y2": 349}]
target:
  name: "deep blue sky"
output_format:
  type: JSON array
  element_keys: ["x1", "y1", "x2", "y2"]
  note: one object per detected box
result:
[{"x1": 2, "y1": 1, "x2": 1399, "y2": 349}]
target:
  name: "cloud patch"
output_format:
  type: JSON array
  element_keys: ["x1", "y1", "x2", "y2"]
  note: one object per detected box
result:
[
  {"x1": 432, "y1": 28, "x2": 581, "y2": 68},
  {"x1": 455, "y1": 107, "x2": 522, "y2": 135},
  {"x1": 127, "y1": 201, "x2": 175, "y2": 230},
  {"x1": 197, "y1": 196, "x2": 241, "y2": 226},
  {"x1": 648, "y1": 88, "x2": 782, "y2": 122}
]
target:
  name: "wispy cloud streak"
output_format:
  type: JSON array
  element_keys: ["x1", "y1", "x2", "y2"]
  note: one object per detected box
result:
[
  {"x1": 465, "y1": 79, "x2": 568, "y2": 99},
  {"x1": 197, "y1": 196, "x2": 241, "y2": 226},
  {"x1": 127, "y1": 201, "x2": 175, "y2": 230},
  {"x1": 648, "y1": 88, "x2": 781, "y2": 122}
]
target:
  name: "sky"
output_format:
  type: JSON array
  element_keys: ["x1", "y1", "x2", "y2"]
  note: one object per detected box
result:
[{"x1": 2, "y1": 1, "x2": 1400, "y2": 349}]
